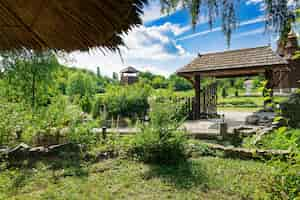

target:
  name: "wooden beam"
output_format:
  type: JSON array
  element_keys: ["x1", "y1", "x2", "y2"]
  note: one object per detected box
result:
[
  {"x1": 178, "y1": 65, "x2": 290, "y2": 79},
  {"x1": 197, "y1": 67, "x2": 266, "y2": 78},
  {"x1": 194, "y1": 75, "x2": 201, "y2": 120}
]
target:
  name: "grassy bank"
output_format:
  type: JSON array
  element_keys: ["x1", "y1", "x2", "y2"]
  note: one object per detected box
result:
[{"x1": 0, "y1": 157, "x2": 274, "y2": 200}]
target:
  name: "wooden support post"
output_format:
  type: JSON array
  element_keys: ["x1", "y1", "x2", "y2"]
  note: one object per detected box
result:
[
  {"x1": 220, "y1": 122, "x2": 228, "y2": 139},
  {"x1": 194, "y1": 75, "x2": 201, "y2": 120},
  {"x1": 203, "y1": 87, "x2": 206, "y2": 115}
]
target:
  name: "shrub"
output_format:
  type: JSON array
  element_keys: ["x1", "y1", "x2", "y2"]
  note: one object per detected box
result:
[
  {"x1": 151, "y1": 76, "x2": 168, "y2": 89},
  {"x1": 80, "y1": 95, "x2": 92, "y2": 113},
  {"x1": 0, "y1": 100, "x2": 29, "y2": 146},
  {"x1": 244, "y1": 127, "x2": 300, "y2": 151},
  {"x1": 152, "y1": 96, "x2": 190, "y2": 120},
  {"x1": 169, "y1": 74, "x2": 193, "y2": 91},
  {"x1": 93, "y1": 84, "x2": 150, "y2": 119},
  {"x1": 263, "y1": 128, "x2": 300, "y2": 151},
  {"x1": 281, "y1": 90, "x2": 300, "y2": 128},
  {"x1": 221, "y1": 87, "x2": 228, "y2": 98},
  {"x1": 68, "y1": 121, "x2": 98, "y2": 145},
  {"x1": 265, "y1": 155, "x2": 300, "y2": 199},
  {"x1": 234, "y1": 90, "x2": 239, "y2": 97},
  {"x1": 129, "y1": 101, "x2": 188, "y2": 165},
  {"x1": 67, "y1": 72, "x2": 96, "y2": 98},
  {"x1": 92, "y1": 95, "x2": 103, "y2": 119},
  {"x1": 187, "y1": 140, "x2": 217, "y2": 157}
]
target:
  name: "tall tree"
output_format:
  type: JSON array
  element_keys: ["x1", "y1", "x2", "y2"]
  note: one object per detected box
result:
[
  {"x1": 67, "y1": 72, "x2": 96, "y2": 98},
  {"x1": 0, "y1": 50, "x2": 58, "y2": 108},
  {"x1": 97, "y1": 66, "x2": 101, "y2": 78},
  {"x1": 113, "y1": 72, "x2": 119, "y2": 81}
]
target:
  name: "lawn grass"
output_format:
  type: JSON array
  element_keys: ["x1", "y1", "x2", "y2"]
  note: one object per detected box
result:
[
  {"x1": 217, "y1": 106, "x2": 261, "y2": 112},
  {"x1": 0, "y1": 157, "x2": 274, "y2": 200},
  {"x1": 171, "y1": 89, "x2": 289, "y2": 110},
  {"x1": 218, "y1": 96, "x2": 288, "y2": 107}
]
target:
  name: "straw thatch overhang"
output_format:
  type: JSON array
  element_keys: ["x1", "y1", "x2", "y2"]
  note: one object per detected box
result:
[
  {"x1": 0, "y1": 0, "x2": 147, "y2": 51},
  {"x1": 177, "y1": 46, "x2": 288, "y2": 80}
]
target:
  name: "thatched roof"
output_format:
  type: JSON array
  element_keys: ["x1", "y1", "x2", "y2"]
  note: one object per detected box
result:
[
  {"x1": 177, "y1": 46, "x2": 288, "y2": 73},
  {"x1": 120, "y1": 66, "x2": 139, "y2": 73},
  {"x1": 0, "y1": 0, "x2": 147, "y2": 51}
]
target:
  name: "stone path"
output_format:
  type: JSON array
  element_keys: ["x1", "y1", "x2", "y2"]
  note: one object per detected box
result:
[
  {"x1": 93, "y1": 111, "x2": 257, "y2": 137},
  {"x1": 182, "y1": 111, "x2": 255, "y2": 135}
]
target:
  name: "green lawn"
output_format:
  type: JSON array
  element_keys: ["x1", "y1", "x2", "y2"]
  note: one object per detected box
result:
[
  {"x1": 0, "y1": 157, "x2": 274, "y2": 200},
  {"x1": 218, "y1": 96, "x2": 288, "y2": 107},
  {"x1": 217, "y1": 107, "x2": 260, "y2": 112},
  {"x1": 171, "y1": 89, "x2": 289, "y2": 111}
]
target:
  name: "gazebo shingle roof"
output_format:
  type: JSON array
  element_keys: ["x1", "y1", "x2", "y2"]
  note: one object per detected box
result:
[{"x1": 177, "y1": 46, "x2": 288, "y2": 73}]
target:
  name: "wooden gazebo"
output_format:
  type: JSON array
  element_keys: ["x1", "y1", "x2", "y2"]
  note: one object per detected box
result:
[{"x1": 177, "y1": 44, "x2": 299, "y2": 120}]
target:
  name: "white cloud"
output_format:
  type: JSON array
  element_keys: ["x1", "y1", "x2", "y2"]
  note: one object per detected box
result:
[
  {"x1": 121, "y1": 22, "x2": 190, "y2": 61},
  {"x1": 63, "y1": 22, "x2": 192, "y2": 77},
  {"x1": 140, "y1": 65, "x2": 171, "y2": 76},
  {"x1": 233, "y1": 27, "x2": 265, "y2": 39},
  {"x1": 239, "y1": 15, "x2": 265, "y2": 26},
  {"x1": 288, "y1": 0, "x2": 296, "y2": 6},
  {"x1": 246, "y1": 0, "x2": 263, "y2": 5},
  {"x1": 246, "y1": 0, "x2": 295, "y2": 10},
  {"x1": 142, "y1": 0, "x2": 183, "y2": 23},
  {"x1": 142, "y1": 2, "x2": 165, "y2": 23},
  {"x1": 176, "y1": 16, "x2": 266, "y2": 41},
  {"x1": 246, "y1": 0, "x2": 266, "y2": 11},
  {"x1": 176, "y1": 27, "x2": 222, "y2": 41}
]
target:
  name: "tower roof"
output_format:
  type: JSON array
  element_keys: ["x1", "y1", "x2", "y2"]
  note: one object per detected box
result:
[{"x1": 120, "y1": 66, "x2": 139, "y2": 73}]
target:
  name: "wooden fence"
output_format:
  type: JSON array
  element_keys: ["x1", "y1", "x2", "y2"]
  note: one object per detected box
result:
[{"x1": 159, "y1": 83, "x2": 218, "y2": 120}]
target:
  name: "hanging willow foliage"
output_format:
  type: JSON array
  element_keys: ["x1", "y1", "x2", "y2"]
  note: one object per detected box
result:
[{"x1": 160, "y1": 0, "x2": 296, "y2": 46}]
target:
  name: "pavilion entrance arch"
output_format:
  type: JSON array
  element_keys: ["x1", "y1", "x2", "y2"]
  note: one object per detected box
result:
[{"x1": 177, "y1": 46, "x2": 292, "y2": 120}]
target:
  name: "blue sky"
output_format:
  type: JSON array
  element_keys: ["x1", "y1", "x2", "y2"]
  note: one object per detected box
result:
[{"x1": 68, "y1": 0, "x2": 282, "y2": 77}]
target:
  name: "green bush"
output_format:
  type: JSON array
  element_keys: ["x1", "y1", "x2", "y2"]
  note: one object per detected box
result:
[
  {"x1": 129, "y1": 101, "x2": 187, "y2": 165},
  {"x1": 281, "y1": 90, "x2": 300, "y2": 128},
  {"x1": 265, "y1": 155, "x2": 300, "y2": 199},
  {"x1": 0, "y1": 100, "x2": 29, "y2": 146},
  {"x1": 80, "y1": 95, "x2": 92, "y2": 113},
  {"x1": 67, "y1": 72, "x2": 96, "y2": 98},
  {"x1": 68, "y1": 121, "x2": 98, "y2": 145},
  {"x1": 0, "y1": 95, "x2": 98, "y2": 146},
  {"x1": 93, "y1": 84, "x2": 150, "y2": 119},
  {"x1": 244, "y1": 127, "x2": 300, "y2": 151},
  {"x1": 169, "y1": 74, "x2": 193, "y2": 91},
  {"x1": 221, "y1": 87, "x2": 228, "y2": 98},
  {"x1": 92, "y1": 95, "x2": 103, "y2": 119},
  {"x1": 260, "y1": 128, "x2": 300, "y2": 151},
  {"x1": 151, "y1": 76, "x2": 168, "y2": 89},
  {"x1": 187, "y1": 140, "x2": 217, "y2": 157}
]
